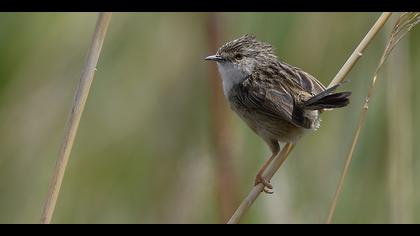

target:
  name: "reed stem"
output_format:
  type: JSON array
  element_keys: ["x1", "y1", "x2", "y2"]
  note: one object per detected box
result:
[{"x1": 40, "y1": 12, "x2": 112, "y2": 224}]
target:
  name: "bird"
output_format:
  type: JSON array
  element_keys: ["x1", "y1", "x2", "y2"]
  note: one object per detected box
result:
[{"x1": 205, "y1": 34, "x2": 351, "y2": 194}]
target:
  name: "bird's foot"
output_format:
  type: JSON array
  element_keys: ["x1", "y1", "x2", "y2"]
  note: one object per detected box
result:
[{"x1": 255, "y1": 174, "x2": 274, "y2": 194}]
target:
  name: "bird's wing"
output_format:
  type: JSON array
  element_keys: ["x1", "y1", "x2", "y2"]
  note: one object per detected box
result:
[
  {"x1": 241, "y1": 79, "x2": 311, "y2": 129},
  {"x1": 295, "y1": 70, "x2": 326, "y2": 95},
  {"x1": 279, "y1": 62, "x2": 326, "y2": 95}
]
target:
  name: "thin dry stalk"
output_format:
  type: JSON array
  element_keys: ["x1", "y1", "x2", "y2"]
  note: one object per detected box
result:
[
  {"x1": 227, "y1": 12, "x2": 392, "y2": 224},
  {"x1": 227, "y1": 143, "x2": 294, "y2": 224},
  {"x1": 40, "y1": 12, "x2": 112, "y2": 224},
  {"x1": 328, "y1": 12, "x2": 392, "y2": 88},
  {"x1": 325, "y1": 99, "x2": 369, "y2": 224},
  {"x1": 326, "y1": 12, "x2": 419, "y2": 224}
]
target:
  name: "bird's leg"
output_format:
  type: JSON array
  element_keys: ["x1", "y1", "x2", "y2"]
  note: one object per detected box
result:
[
  {"x1": 254, "y1": 140, "x2": 280, "y2": 194},
  {"x1": 254, "y1": 153, "x2": 276, "y2": 194}
]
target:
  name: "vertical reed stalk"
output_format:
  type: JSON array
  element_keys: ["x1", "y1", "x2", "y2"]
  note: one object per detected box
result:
[{"x1": 40, "y1": 12, "x2": 112, "y2": 224}]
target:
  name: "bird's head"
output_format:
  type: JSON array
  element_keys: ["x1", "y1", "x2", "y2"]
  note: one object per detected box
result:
[{"x1": 205, "y1": 34, "x2": 277, "y2": 96}]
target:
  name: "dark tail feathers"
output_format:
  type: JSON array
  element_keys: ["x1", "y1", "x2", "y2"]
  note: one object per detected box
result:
[{"x1": 303, "y1": 83, "x2": 351, "y2": 110}]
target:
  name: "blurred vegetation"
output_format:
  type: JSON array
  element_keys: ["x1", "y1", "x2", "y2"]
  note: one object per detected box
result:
[{"x1": 0, "y1": 12, "x2": 419, "y2": 223}]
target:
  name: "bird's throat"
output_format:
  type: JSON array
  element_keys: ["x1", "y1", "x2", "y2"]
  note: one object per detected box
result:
[{"x1": 217, "y1": 63, "x2": 249, "y2": 98}]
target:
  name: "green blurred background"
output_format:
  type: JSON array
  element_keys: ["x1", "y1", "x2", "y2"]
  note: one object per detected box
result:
[{"x1": 0, "y1": 12, "x2": 419, "y2": 223}]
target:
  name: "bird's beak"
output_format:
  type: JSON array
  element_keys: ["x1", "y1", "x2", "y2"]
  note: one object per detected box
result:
[{"x1": 205, "y1": 55, "x2": 225, "y2": 62}]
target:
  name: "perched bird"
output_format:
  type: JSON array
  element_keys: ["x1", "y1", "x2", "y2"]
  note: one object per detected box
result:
[{"x1": 205, "y1": 34, "x2": 351, "y2": 193}]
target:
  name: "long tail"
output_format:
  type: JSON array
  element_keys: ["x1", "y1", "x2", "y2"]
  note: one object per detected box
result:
[{"x1": 303, "y1": 83, "x2": 351, "y2": 110}]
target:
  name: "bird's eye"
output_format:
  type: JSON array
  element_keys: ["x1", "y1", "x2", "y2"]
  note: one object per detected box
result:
[{"x1": 234, "y1": 54, "x2": 243, "y2": 60}]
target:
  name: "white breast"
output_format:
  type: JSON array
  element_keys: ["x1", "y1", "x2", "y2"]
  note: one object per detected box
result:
[{"x1": 217, "y1": 62, "x2": 248, "y2": 98}]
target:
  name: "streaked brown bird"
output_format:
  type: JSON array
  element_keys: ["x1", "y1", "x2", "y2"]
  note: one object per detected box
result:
[{"x1": 205, "y1": 34, "x2": 351, "y2": 193}]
